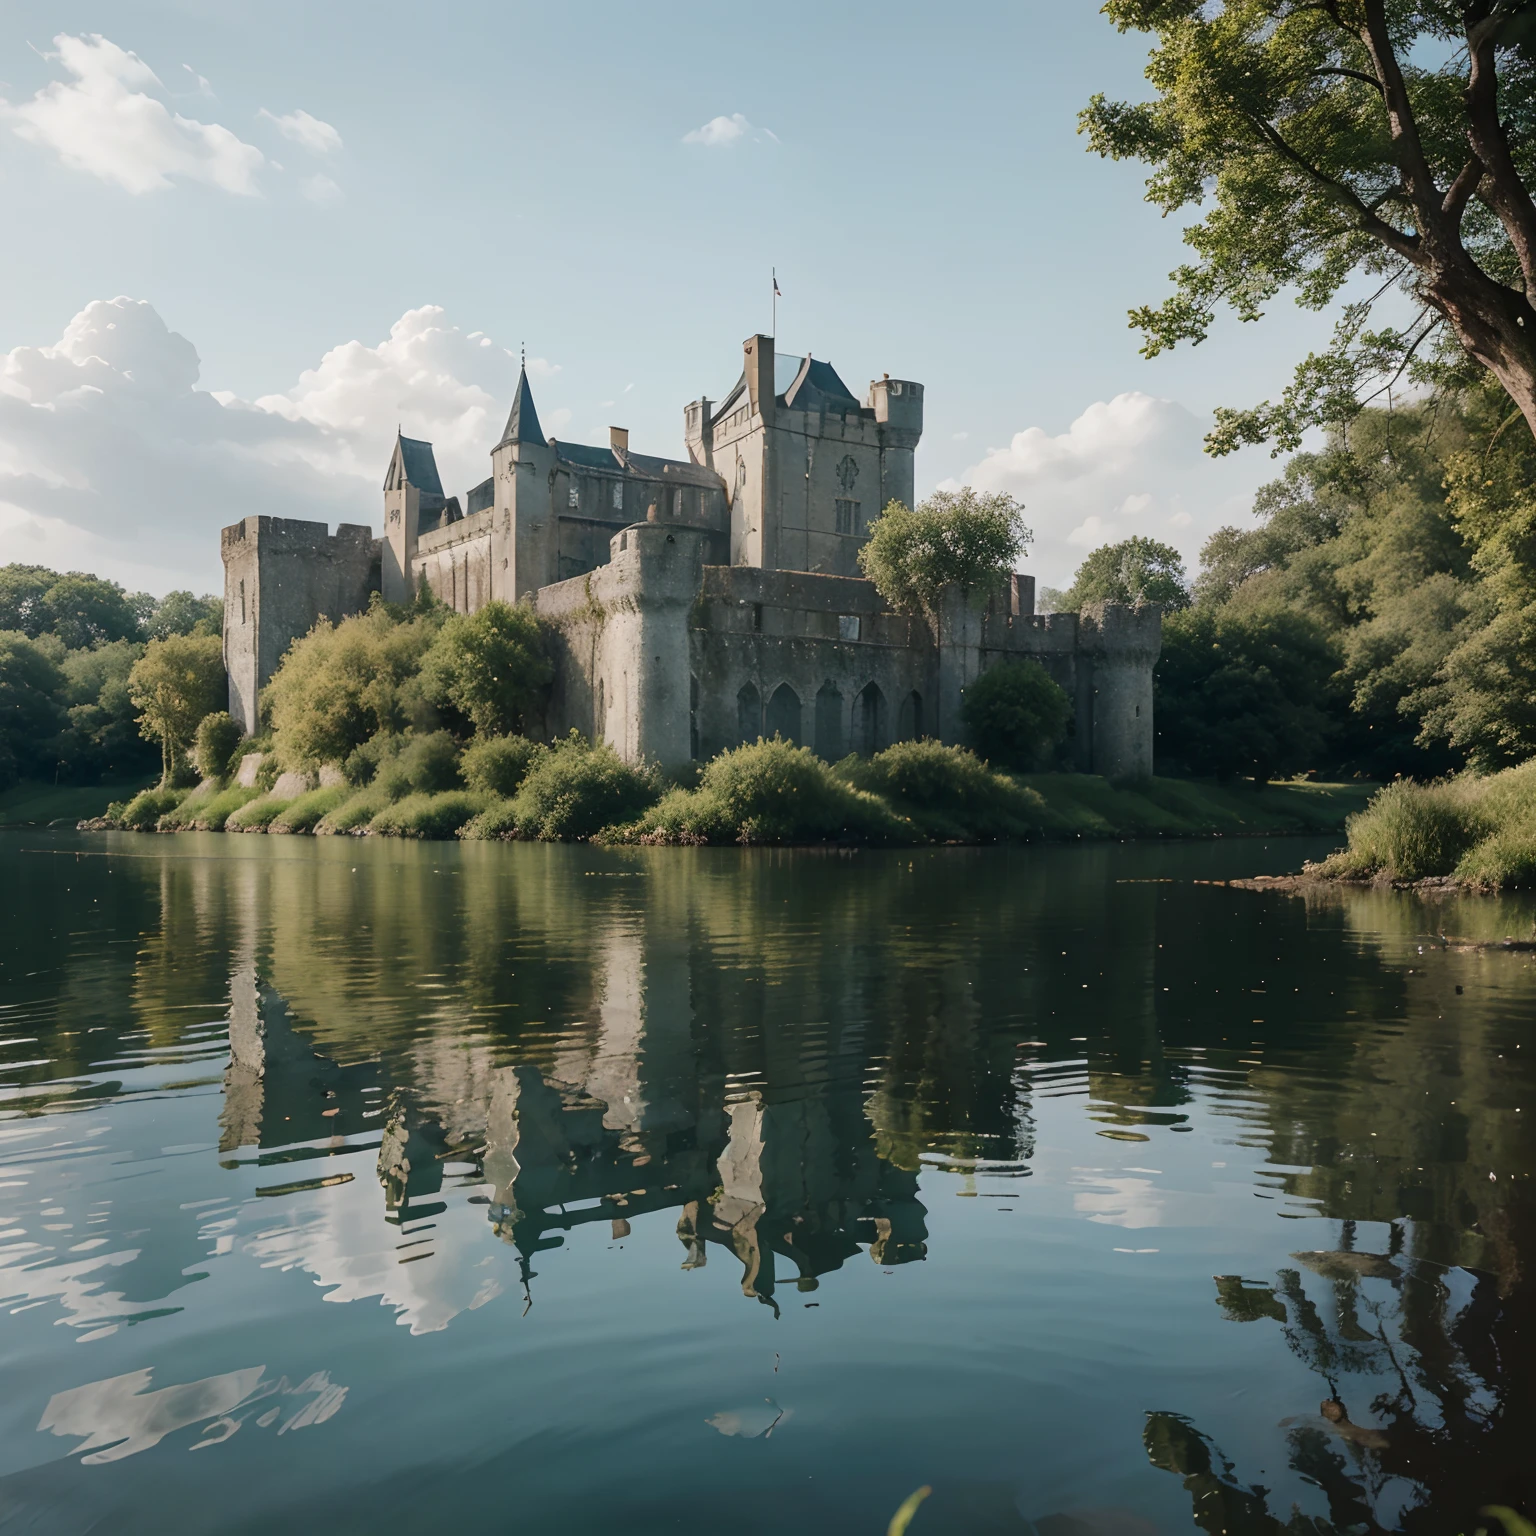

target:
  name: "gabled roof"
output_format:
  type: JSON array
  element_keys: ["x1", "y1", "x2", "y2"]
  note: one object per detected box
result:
[
  {"x1": 550, "y1": 438, "x2": 723, "y2": 489},
  {"x1": 500, "y1": 366, "x2": 545, "y2": 446},
  {"x1": 782, "y1": 356, "x2": 861, "y2": 414},
  {"x1": 396, "y1": 434, "x2": 443, "y2": 496}
]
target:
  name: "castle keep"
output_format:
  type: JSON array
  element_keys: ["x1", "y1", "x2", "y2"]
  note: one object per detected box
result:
[{"x1": 222, "y1": 334, "x2": 1161, "y2": 777}]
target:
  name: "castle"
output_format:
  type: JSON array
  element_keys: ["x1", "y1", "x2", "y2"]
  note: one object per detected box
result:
[{"x1": 222, "y1": 334, "x2": 1160, "y2": 777}]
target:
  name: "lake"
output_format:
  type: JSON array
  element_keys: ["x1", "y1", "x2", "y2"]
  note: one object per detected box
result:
[{"x1": 1, "y1": 831, "x2": 1532, "y2": 1535}]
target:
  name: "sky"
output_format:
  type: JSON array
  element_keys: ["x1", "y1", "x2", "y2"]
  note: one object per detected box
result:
[{"x1": 0, "y1": 1, "x2": 1346, "y2": 597}]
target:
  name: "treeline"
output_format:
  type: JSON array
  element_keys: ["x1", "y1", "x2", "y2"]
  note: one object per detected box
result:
[
  {"x1": 1046, "y1": 377, "x2": 1536, "y2": 784},
  {"x1": 0, "y1": 564, "x2": 222, "y2": 790}
]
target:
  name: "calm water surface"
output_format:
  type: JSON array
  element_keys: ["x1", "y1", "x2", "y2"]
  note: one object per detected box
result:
[{"x1": 1, "y1": 832, "x2": 1532, "y2": 1535}]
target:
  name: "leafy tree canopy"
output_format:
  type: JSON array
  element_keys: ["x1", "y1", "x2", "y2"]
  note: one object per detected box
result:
[
  {"x1": 858, "y1": 489, "x2": 1031, "y2": 618},
  {"x1": 128, "y1": 633, "x2": 226, "y2": 785},
  {"x1": 0, "y1": 632, "x2": 66, "y2": 790},
  {"x1": 1056, "y1": 536, "x2": 1192, "y2": 611},
  {"x1": 961, "y1": 660, "x2": 1073, "y2": 771},
  {"x1": 1083, "y1": 2, "x2": 1536, "y2": 452},
  {"x1": 420, "y1": 601, "x2": 552, "y2": 737}
]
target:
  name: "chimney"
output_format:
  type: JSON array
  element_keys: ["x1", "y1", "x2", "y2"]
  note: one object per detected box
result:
[
  {"x1": 742, "y1": 334, "x2": 775, "y2": 426},
  {"x1": 610, "y1": 426, "x2": 629, "y2": 456}
]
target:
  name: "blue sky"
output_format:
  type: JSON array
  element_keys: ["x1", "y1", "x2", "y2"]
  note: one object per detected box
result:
[{"x1": 0, "y1": 1, "x2": 1343, "y2": 595}]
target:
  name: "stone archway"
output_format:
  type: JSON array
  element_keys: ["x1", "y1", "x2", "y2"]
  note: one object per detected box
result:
[
  {"x1": 765, "y1": 683, "x2": 802, "y2": 744},
  {"x1": 853, "y1": 682, "x2": 886, "y2": 756},
  {"x1": 814, "y1": 682, "x2": 843, "y2": 760}
]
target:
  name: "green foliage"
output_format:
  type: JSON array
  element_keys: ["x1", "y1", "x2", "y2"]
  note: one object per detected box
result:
[
  {"x1": 263, "y1": 604, "x2": 443, "y2": 770},
  {"x1": 511, "y1": 736, "x2": 661, "y2": 841},
  {"x1": 419, "y1": 602, "x2": 551, "y2": 735},
  {"x1": 116, "y1": 785, "x2": 188, "y2": 830},
  {"x1": 268, "y1": 785, "x2": 352, "y2": 834},
  {"x1": 128, "y1": 632, "x2": 225, "y2": 785},
  {"x1": 858, "y1": 488, "x2": 1030, "y2": 618},
  {"x1": 461, "y1": 734, "x2": 546, "y2": 798},
  {"x1": 146, "y1": 591, "x2": 222, "y2": 640},
  {"x1": 0, "y1": 631, "x2": 66, "y2": 789},
  {"x1": 55, "y1": 639, "x2": 157, "y2": 782},
  {"x1": 839, "y1": 740, "x2": 1049, "y2": 841},
  {"x1": 225, "y1": 794, "x2": 296, "y2": 832},
  {"x1": 960, "y1": 661, "x2": 1072, "y2": 771},
  {"x1": 1157, "y1": 606, "x2": 1339, "y2": 782},
  {"x1": 1083, "y1": 3, "x2": 1536, "y2": 451},
  {"x1": 457, "y1": 798, "x2": 520, "y2": 841},
  {"x1": 0, "y1": 565, "x2": 148, "y2": 649},
  {"x1": 396, "y1": 730, "x2": 463, "y2": 793},
  {"x1": 621, "y1": 738, "x2": 904, "y2": 846},
  {"x1": 315, "y1": 782, "x2": 399, "y2": 835},
  {"x1": 368, "y1": 790, "x2": 488, "y2": 839},
  {"x1": 193, "y1": 712, "x2": 244, "y2": 782},
  {"x1": 1057, "y1": 537, "x2": 1190, "y2": 611},
  {"x1": 1316, "y1": 778, "x2": 1490, "y2": 881}
]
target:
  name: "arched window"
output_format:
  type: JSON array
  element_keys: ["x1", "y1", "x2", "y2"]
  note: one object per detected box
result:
[
  {"x1": 814, "y1": 682, "x2": 843, "y2": 760},
  {"x1": 854, "y1": 682, "x2": 886, "y2": 756},
  {"x1": 898, "y1": 690, "x2": 923, "y2": 742},
  {"x1": 766, "y1": 683, "x2": 801, "y2": 744},
  {"x1": 737, "y1": 681, "x2": 762, "y2": 745}
]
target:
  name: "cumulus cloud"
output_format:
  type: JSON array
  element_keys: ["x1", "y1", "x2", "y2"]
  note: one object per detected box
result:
[
  {"x1": 683, "y1": 112, "x2": 774, "y2": 148},
  {"x1": 258, "y1": 107, "x2": 343, "y2": 156},
  {"x1": 0, "y1": 299, "x2": 556, "y2": 592},
  {"x1": 944, "y1": 391, "x2": 1266, "y2": 589},
  {"x1": 1, "y1": 34, "x2": 265, "y2": 195},
  {"x1": 300, "y1": 173, "x2": 342, "y2": 204}
]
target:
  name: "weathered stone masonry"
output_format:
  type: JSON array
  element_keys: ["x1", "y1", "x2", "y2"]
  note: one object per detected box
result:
[{"x1": 223, "y1": 332, "x2": 1161, "y2": 779}]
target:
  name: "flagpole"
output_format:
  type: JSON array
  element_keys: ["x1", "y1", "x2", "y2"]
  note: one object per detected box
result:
[{"x1": 771, "y1": 267, "x2": 777, "y2": 339}]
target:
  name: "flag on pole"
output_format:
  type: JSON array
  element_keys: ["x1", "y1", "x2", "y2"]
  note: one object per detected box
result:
[{"x1": 773, "y1": 270, "x2": 781, "y2": 296}]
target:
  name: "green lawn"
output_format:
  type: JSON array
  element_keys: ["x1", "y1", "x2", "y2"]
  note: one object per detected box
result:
[
  {"x1": 0, "y1": 779, "x2": 155, "y2": 827},
  {"x1": 1016, "y1": 774, "x2": 1376, "y2": 839}
]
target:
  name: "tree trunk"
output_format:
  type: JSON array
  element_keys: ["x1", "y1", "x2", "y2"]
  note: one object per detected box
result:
[{"x1": 1424, "y1": 261, "x2": 1536, "y2": 440}]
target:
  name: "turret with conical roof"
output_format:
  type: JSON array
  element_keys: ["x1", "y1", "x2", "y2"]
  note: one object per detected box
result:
[{"x1": 500, "y1": 365, "x2": 546, "y2": 448}]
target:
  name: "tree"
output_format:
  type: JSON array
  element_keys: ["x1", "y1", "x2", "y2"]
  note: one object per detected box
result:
[
  {"x1": 192, "y1": 711, "x2": 245, "y2": 782},
  {"x1": 128, "y1": 633, "x2": 225, "y2": 785},
  {"x1": 1083, "y1": 3, "x2": 1536, "y2": 452},
  {"x1": 420, "y1": 601, "x2": 552, "y2": 736},
  {"x1": 1156, "y1": 606, "x2": 1340, "y2": 780},
  {"x1": 56, "y1": 639, "x2": 158, "y2": 782},
  {"x1": 0, "y1": 564, "x2": 147, "y2": 647},
  {"x1": 1056, "y1": 537, "x2": 1191, "y2": 611},
  {"x1": 858, "y1": 489, "x2": 1031, "y2": 619},
  {"x1": 961, "y1": 661, "x2": 1073, "y2": 770},
  {"x1": 148, "y1": 591, "x2": 223, "y2": 639},
  {"x1": 0, "y1": 632, "x2": 66, "y2": 789},
  {"x1": 263, "y1": 604, "x2": 443, "y2": 769}
]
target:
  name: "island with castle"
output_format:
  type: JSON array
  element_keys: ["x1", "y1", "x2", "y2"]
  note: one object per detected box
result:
[{"x1": 221, "y1": 334, "x2": 1160, "y2": 778}]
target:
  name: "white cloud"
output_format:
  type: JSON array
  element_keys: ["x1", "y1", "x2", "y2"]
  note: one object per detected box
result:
[
  {"x1": 944, "y1": 391, "x2": 1267, "y2": 589},
  {"x1": 258, "y1": 107, "x2": 342, "y2": 156},
  {"x1": 682, "y1": 112, "x2": 770, "y2": 148},
  {"x1": 1, "y1": 34, "x2": 265, "y2": 195},
  {"x1": 0, "y1": 298, "x2": 555, "y2": 593},
  {"x1": 300, "y1": 173, "x2": 342, "y2": 204}
]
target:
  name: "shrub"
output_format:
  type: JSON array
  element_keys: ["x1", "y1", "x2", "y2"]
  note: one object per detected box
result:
[
  {"x1": 315, "y1": 782, "x2": 398, "y2": 834},
  {"x1": 269, "y1": 785, "x2": 352, "y2": 834},
  {"x1": 621, "y1": 738, "x2": 906, "y2": 845},
  {"x1": 1316, "y1": 778, "x2": 1488, "y2": 880},
  {"x1": 369, "y1": 790, "x2": 488, "y2": 839},
  {"x1": 263, "y1": 604, "x2": 442, "y2": 770},
  {"x1": 458, "y1": 798, "x2": 519, "y2": 840},
  {"x1": 961, "y1": 662, "x2": 1072, "y2": 772},
  {"x1": 396, "y1": 730, "x2": 463, "y2": 793},
  {"x1": 225, "y1": 795, "x2": 295, "y2": 832},
  {"x1": 342, "y1": 732, "x2": 401, "y2": 786},
  {"x1": 116, "y1": 785, "x2": 188, "y2": 830},
  {"x1": 511, "y1": 736, "x2": 660, "y2": 840},
  {"x1": 461, "y1": 735, "x2": 546, "y2": 798},
  {"x1": 420, "y1": 602, "x2": 552, "y2": 735},
  {"x1": 193, "y1": 711, "x2": 244, "y2": 782},
  {"x1": 187, "y1": 785, "x2": 261, "y2": 830},
  {"x1": 841, "y1": 739, "x2": 1049, "y2": 840},
  {"x1": 159, "y1": 781, "x2": 218, "y2": 828},
  {"x1": 1455, "y1": 826, "x2": 1536, "y2": 889}
]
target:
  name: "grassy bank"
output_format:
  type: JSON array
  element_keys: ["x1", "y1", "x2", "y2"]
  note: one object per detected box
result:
[
  {"x1": 0, "y1": 778, "x2": 154, "y2": 827},
  {"x1": 82, "y1": 737, "x2": 1372, "y2": 848},
  {"x1": 1311, "y1": 762, "x2": 1536, "y2": 889}
]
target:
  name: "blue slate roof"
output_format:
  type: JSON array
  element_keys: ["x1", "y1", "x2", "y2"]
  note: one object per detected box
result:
[
  {"x1": 397, "y1": 435, "x2": 443, "y2": 496},
  {"x1": 500, "y1": 366, "x2": 545, "y2": 446},
  {"x1": 466, "y1": 477, "x2": 494, "y2": 514},
  {"x1": 782, "y1": 356, "x2": 862, "y2": 414}
]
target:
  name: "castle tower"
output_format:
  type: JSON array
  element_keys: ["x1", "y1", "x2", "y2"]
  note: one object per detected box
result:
[
  {"x1": 703, "y1": 336, "x2": 924, "y2": 577},
  {"x1": 490, "y1": 365, "x2": 558, "y2": 601},
  {"x1": 381, "y1": 433, "x2": 445, "y2": 603}
]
